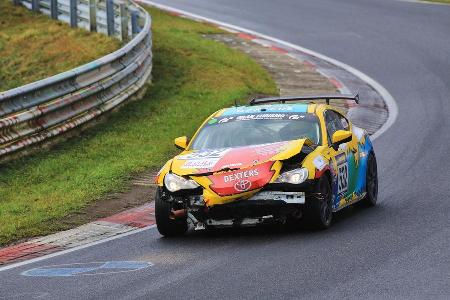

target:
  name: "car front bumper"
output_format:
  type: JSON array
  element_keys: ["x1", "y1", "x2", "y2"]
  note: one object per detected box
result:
[{"x1": 162, "y1": 179, "x2": 319, "y2": 229}]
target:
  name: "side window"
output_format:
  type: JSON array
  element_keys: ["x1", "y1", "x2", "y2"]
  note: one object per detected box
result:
[
  {"x1": 324, "y1": 110, "x2": 345, "y2": 144},
  {"x1": 339, "y1": 114, "x2": 350, "y2": 131}
]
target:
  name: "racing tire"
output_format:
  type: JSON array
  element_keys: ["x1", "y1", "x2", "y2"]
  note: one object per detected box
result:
[
  {"x1": 155, "y1": 188, "x2": 188, "y2": 237},
  {"x1": 305, "y1": 176, "x2": 333, "y2": 229},
  {"x1": 360, "y1": 152, "x2": 378, "y2": 207}
]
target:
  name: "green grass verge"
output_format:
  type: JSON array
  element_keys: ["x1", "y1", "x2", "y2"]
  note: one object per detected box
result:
[
  {"x1": 0, "y1": 7, "x2": 277, "y2": 245},
  {"x1": 0, "y1": 0, "x2": 120, "y2": 91},
  {"x1": 423, "y1": 0, "x2": 450, "y2": 3}
]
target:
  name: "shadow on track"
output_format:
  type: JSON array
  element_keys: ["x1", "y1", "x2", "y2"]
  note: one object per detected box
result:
[{"x1": 155, "y1": 204, "x2": 384, "y2": 247}]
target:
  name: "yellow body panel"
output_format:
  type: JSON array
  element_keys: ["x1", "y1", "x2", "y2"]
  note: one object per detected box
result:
[{"x1": 156, "y1": 102, "x2": 367, "y2": 210}]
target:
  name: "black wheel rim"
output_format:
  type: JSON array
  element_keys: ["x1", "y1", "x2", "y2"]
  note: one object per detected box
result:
[{"x1": 367, "y1": 156, "x2": 378, "y2": 201}]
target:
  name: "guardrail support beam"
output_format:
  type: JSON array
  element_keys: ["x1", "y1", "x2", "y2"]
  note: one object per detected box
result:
[
  {"x1": 50, "y1": 0, "x2": 58, "y2": 19},
  {"x1": 70, "y1": 0, "x2": 77, "y2": 28},
  {"x1": 89, "y1": 0, "x2": 97, "y2": 32},
  {"x1": 119, "y1": 3, "x2": 128, "y2": 41},
  {"x1": 106, "y1": 0, "x2": 115, "y2": 36},
  {"x1": 130, "y1": 10, "x2": 140, "y2": 35},
  {"x1": 31, "y1": 0, "x2": 39, "y2": 12}
]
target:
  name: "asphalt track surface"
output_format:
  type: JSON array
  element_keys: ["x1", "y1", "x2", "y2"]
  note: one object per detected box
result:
[{"x1": 2, "y1": 0, "x2": 450, "y2": 299}]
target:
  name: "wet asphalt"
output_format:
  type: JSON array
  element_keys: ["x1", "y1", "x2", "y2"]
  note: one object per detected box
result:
[{"x1": 1, "y1": 0, "x2": 450, "y2": 299}]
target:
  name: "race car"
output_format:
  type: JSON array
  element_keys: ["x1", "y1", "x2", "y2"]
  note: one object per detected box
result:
[{"x1": 154, "y1": 94, "x2": 378, "y2": 236}]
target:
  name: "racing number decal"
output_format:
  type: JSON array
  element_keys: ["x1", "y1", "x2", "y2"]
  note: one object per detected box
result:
[{"x1": 336, "y1": 154, "x2": 348, "y2": 195}]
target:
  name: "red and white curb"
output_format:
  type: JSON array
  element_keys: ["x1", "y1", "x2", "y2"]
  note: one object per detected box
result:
[{"x1": 0, "y1": 203, "x2": 155, "y2": 269}]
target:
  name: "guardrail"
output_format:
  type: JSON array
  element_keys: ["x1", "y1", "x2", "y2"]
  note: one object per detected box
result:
[{"x1": 0, "y1": 0, "x2": 152, "y2": 158}]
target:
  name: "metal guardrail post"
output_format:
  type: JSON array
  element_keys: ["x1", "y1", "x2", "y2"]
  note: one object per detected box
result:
[
  {"x1": 106, "y1": 0, "x2": 115, "y2": 36},
  {"x1": 50, "y1": 0, "x2": 58, "y2": 19},
  {"x1": 70, "y1": 0, "x2": 78, "y2": 28},
  {"x1": 130, "y1": 10, "x2": 140, "y2": 35},
  {"x1": 119, "y1": 3, "x2": 128, "y2": 41},
  {"x1": 31, "y1": 0, "x2": 39, "y2": 12},
  {"x1": 89, "y1": 0, "x2": 97, "y2": 32}
]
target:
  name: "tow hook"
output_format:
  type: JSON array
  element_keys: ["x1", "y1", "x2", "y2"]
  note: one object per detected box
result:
[{"x1": 187, "y1": 212, "x2": 206, "y2": 230}]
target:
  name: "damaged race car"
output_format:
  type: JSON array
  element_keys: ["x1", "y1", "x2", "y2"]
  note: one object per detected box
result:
[{"x1": 154, "y1": 94, "x2": 378, "y2": 236}]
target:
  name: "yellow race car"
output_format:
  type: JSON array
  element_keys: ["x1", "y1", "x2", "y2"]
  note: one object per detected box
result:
[{"x1": 155, "y1": 94, "x2": 378, "y2": 236}]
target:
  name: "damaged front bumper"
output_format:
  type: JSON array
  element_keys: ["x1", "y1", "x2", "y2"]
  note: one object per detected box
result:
[{"x1": 162, "y1": 180, "x2": 318, "y2": 229}]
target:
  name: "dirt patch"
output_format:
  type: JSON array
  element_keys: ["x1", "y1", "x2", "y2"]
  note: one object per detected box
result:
[{"x1": 60, "y1": 173, "x2": 157, "y2": 228}]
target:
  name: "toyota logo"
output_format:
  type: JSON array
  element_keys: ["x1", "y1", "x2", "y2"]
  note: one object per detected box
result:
[{"x1": 234, "y1": 180, "x2": 252, "y2": 192}]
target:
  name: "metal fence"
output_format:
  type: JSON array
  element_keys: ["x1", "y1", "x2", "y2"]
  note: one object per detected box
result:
[{"x1": 0, "y1": 0, "x2": 152, "y2": 158}]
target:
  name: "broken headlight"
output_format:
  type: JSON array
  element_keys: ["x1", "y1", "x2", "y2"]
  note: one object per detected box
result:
[{"x1": 164, "y1": 173, "x2": 199, "y2": 192}]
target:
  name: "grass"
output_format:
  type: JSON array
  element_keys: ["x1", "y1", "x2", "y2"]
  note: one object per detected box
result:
[
  {"x1": 0, "y1": 0, "x2": 120, "y2": 92},
  {"x1": 0, "y1": 7, "x2": 278, "y2": 245},
  {"x1": 423, "y1": 0, "x2": 450, "y2": 3}
]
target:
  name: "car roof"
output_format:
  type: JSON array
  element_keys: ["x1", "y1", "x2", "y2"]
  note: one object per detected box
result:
[{"x1": 215, "y1": 103, "x2": 340, "y2": 117}]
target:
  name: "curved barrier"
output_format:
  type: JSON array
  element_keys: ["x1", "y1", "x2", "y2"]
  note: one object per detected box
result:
[{"x1": 0, "y1": 0, "x2": 152, "y2": 157}]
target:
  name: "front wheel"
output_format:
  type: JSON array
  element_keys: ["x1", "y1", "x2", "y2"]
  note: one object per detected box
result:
[
  {"x1": 304, "y1": 176, "x2": 333, "y2": 229},
  {"x1": 360, "y1": 152, "x2": 378, "y2": 207},
  {"x1": 155, "y1": 188, "x2": 188, "y2": 237}
]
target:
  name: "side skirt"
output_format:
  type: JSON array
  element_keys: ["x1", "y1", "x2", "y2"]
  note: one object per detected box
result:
[{"x1": 332, "y1": 192, "x2": 367, "y2": 212}]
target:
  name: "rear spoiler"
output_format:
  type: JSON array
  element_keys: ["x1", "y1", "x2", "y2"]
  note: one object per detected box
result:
[{"x1": 249, "y1": 93, "x2": 359, "y2": 106}]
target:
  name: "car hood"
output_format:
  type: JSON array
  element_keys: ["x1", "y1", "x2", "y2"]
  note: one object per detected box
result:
[{"x1": 171, "y1": 139, "x2": 309, "y2": 176}]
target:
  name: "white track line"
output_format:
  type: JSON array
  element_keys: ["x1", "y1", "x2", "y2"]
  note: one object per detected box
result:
[
  {"x1": 0, "y1": 226, "x2": 155, "y2": 272},
  {"x1": 395, "y1": 0, "x2": 450, "y2": 6},
  {"x1": 141, "y1": 0, "x2": 398, "y2": 141}
]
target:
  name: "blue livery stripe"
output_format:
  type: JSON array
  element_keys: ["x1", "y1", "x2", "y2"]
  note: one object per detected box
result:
[{"x1": 221, "y1": 104, "x2": 308, "y2": 116}]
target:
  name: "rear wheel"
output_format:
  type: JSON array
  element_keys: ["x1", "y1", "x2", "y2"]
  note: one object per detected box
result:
[
  {"x1": 305, "y1": 176, "x2": 333, "y2": 229},
  {"x1": 360, "y1": 152, "x2": 378, "y2": 207},
  {"x1": 155, "y1": 188, "x2": 188, "y2": 237}
]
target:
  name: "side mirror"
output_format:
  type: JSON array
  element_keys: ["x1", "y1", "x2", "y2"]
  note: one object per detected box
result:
[
  {"x1": 174, "y1": 136, "x2": 188, "y2": 150},
  {"x1": 331, "y1": 130, "x2": 352, "y2": 150}
]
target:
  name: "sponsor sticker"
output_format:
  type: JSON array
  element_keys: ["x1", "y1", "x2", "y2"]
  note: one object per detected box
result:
[
  {"x1": 223, "y1": 168, "x2": 259, "y2": 183},
  {"x1": 235, "y1": 114, "x2": 286, "y2": 121},
  {"x1": 208, "y1": 161, "x2": 275, "y2": 196},
  {"x1": 178, "y1": 149, "x2": 229, "y2": 170},
  {"x1": 234, "y1": 180, "x2": 252, "y2": 192},
  {"x1": 313, "y1": 155, "x2": 326, "y2": 171},
  {"x1": 182, "y1": 158, "x2": 220, "y2": 169},
  {"x1": 178, "y1": 149, "x2": 229, "y2": 160},
  {"x1": 336, "y1": 153, "x2": 348, "y2": 195},
  {"x1": 288, "y1": 114, "x2": 304, "y2": 120},
  {"x1": 218, "y1": 117, "x2": 234, "y2": 123},
  {"x1": 205, "y1": 113, "x2": 317, "y2": 126},
  {"x1": 220, "y1": 162, "x2": 243, "y2": 169},
  {"x1": 336, "y1": 153, "x2": 346, "y2": 164}
]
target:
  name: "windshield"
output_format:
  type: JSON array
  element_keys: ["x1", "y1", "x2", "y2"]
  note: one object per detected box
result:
[{"x1": 190, "y1": 113, "x2": 321, "y2": 150}]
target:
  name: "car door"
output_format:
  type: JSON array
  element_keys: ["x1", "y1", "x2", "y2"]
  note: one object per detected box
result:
[{"x1": 324, "y1": 110, "x2": 358, "y2": 209}]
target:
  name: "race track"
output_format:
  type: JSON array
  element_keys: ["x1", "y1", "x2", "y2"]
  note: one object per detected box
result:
[{"x1": 1, "y1": 0, "x2": 450, "y2": 298}]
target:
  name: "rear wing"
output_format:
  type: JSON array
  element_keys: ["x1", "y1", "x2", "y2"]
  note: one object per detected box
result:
[{"x1": 249, "y1": 94, "x2": 359, "y2": 106}]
